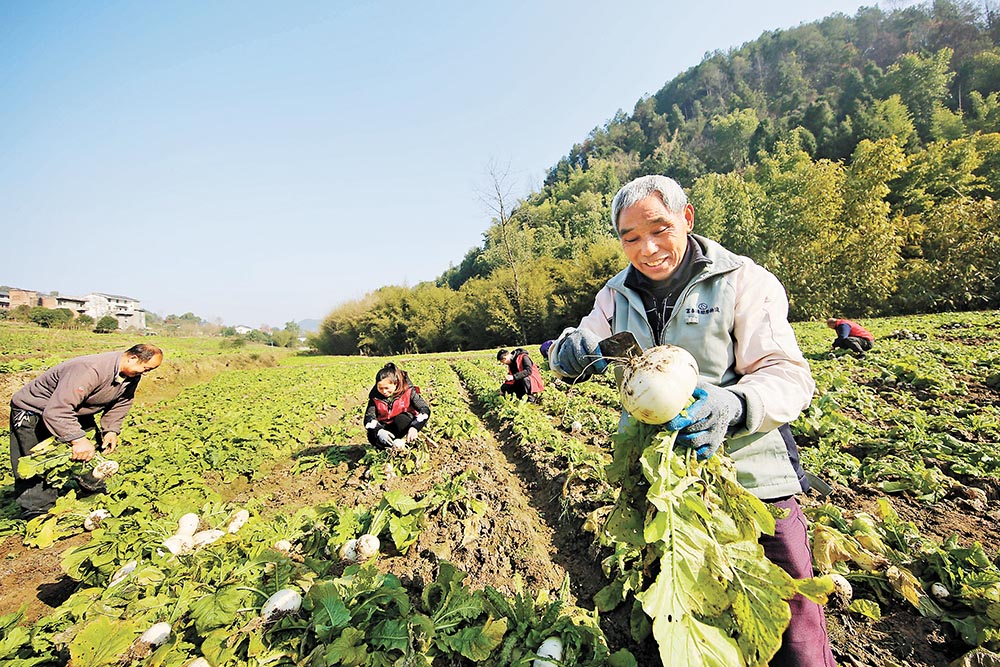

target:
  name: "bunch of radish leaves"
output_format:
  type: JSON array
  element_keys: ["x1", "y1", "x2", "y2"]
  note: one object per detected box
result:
[{"x1": 595, "y1": 419, "x2": 833, "y2": 667}]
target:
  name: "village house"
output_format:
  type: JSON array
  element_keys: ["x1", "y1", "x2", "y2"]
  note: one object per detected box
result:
[
  {"x1": 83, "y1": 292, "x2": 147, "y2": 330},
  {"x1": 0, "y1": 288, "x2": 148, "y2": 330}
]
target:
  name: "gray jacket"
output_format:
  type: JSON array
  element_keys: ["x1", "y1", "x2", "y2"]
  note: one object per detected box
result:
[
  {"x1": 11, "y1": 351, "x2": 141, "y2": 441},
  {"x1": 551, "y1": 235, "x2": 815, "y2": 499}
]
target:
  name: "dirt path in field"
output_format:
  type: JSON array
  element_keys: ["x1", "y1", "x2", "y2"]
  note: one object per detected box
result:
[
  {"x1": 0, "y1": 531, "x2": 87, "y2": 623},
  {"x1": 220, "y1": 374, "x2": 569, "y2": 595}
]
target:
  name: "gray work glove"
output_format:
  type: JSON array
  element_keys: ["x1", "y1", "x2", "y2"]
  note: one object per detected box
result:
[
  {"x1": 664, "y1": 382, "x2": 746, "y2": 460},
  {"x1": 375, "y1": 429, "x2": 395, "y2": 446},
  {"x1": 554, "y1": 328, "x2": 608, "y2": 378}
]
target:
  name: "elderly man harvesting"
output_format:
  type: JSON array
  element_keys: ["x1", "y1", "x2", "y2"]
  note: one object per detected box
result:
[
  {"x1": 546, "y1": 175, "x2": 834, "y2": 666},
  {"x1": 9, "y1": 343, "x2": 163, "y2": 518}
]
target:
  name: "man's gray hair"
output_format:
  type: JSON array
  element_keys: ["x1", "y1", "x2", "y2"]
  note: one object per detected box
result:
[{"x1": 610, "y1": 175, "x2": 688, "y2": 234}]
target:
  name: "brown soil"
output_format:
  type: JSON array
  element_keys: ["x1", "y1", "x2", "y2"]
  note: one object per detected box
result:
[{"x1": 0, "y1": 532, "x2": 87, "y2": 622}]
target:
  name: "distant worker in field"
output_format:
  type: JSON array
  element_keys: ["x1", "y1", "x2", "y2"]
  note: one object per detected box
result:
[
  {"x1": 538, "y1": 340, "x2": 555, "y2": 366},
  {"x1": 8, "y1": 343, "x2": 164, "y2": 519},
  {"x1": 497, "y1": 348, "x2": 544, "y2": 399},
  {"x1": 826, "y1": 317, "x2": 874, "y2": 358},
  {"x1": 547, "y1": 175, "x2": 835, "y2": 666},
  {"x1": 363, "y1": 362, "x2": 430, "y2": 450}
]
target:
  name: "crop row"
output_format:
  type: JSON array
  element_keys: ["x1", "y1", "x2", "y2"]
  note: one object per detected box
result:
[
  {"x1": 793, "y1": 311, "x2": 1000, "y2": 499},
  {"x1": 0, "y1": 322, "x2": 277, "y2": 374},
  {"x1": 450, "y1": 358, "x2": 613, "y2": 508}
]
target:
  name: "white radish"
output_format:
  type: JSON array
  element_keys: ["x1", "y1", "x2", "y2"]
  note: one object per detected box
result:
[
  {"x1": 138, "y1": 622, "x2": 171, "y2": 650},
  {"x1": 570, "y1": 420, "x2": 583, "y2": 434},
  {"x1": 533, "y1": 636, "x2": 564, "y2": 667},
  {"x1": 162, "y1": 534, "x2": 194, "y2": 555},
  {"x1": 84, "y1": 509, "x2": 111, "y2": 531},
  {"x1": 185, "y1": 659, "x2": 211, "y2": 667},
  {"x1": 109, "y1": 560, "x2": 137, "y2": 587},
  {"x1": 261, "y1": 588, "x2": 302, "y2": 622},
  {"x1": 829, "y1": 573, "x2": 853, "y2": 602},
  {"x1": 227, "y1": 509, "x2": 250, "y2": 534},
  {"x1": 192, "y1": 529, "x2": 225, "y2": 547},
  {"x1": 930, "y1": 582, "x2": 951, "y2": 600},
  {"x1": 92, "y1": 459, "x2": 119, "y2": 480},
  {"x1": 274, "y1": 539, "x2": 293, "y2": 554},
  {"x1": 340, "y1": 539, "x2": 359, "y2": 563},
  {"x1": 356, "y1": 534, "x2": 380, "y2": 560},
  {"x1": 177, "y1": 513, "x2": 200, "y2": 537},
  {"x1": 620, "y1": 345, "x2": 699, "y2": 425}
]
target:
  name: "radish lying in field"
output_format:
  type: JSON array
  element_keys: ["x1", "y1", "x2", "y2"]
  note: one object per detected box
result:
[
  {"x1": 83, "y1": 509, "x2": 111, "y2": 531},
  {"x1": 125, "y1": 622, "x2": 171, "y2": 660},
  {"x1": 532, "y1": 636, "x2": 563, "y2": 667},
  {"x1": 160, "y1": 509, "x2": 244, "y2": 555},
  {"x1": 227, "y1": 509, "x2": 250, "y2": 534},
  {"x1": 340, "y1": 534, "x2": 380, "y2": 563},
  {"x1": 261, "y1": 588, "x2": 302, "y2": 623}
]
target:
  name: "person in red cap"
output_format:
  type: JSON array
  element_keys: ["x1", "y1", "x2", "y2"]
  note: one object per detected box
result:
[{"x1": 826, "y1": 318, "x2": 874, "y2": 358}]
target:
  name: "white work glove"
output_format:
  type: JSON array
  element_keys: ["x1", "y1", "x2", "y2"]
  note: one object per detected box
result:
[{"x1": 376, "y1": 429, "x2": 395, "y2": 446}]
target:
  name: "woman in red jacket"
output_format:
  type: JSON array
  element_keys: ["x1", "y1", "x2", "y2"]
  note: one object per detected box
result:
[
  {"x1": 363, "y1": 363, "x2": 431, "y2": 448},
  {"x1": 497, "y1": 348, "x2": 545, "y2": 398}
]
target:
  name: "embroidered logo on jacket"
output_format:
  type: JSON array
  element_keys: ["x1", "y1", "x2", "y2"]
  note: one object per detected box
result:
[{"x1": 687, "y1": 302, "x2": 721, "y2": 315}]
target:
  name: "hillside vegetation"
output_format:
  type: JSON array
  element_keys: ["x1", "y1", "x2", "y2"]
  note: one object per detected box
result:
[{"x1": 315, "y1": 0, "x2": 1000, "y2": 356}]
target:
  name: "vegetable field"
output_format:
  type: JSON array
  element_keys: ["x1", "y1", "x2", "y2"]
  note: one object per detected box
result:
[{"x1": 1, "y1": 310, "x2": 999, "y2": 666}]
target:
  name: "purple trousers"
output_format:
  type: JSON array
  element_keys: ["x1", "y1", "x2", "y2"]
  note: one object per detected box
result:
[{"x1": 760, "y1": 496, "x2": 837, "y2": 667}]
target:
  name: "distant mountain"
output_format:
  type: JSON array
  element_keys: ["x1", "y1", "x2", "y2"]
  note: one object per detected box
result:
[{"x1": 297, "y1": 319, "x2": 321, "y2": 333}]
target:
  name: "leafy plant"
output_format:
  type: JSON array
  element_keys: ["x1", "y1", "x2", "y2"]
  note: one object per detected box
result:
[{"x1": 597, "y1": 420, "x2": 833, "y2": 666}]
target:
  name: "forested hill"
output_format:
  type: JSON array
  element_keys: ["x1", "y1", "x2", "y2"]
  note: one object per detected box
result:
[{"x1": 315, "y1": 1, "x2": 1000, "y2": 356}]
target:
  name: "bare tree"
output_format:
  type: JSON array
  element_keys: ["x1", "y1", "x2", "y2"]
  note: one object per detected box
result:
[{"x1": 479, "y1": 159, "x2": 527, "y2": 345}]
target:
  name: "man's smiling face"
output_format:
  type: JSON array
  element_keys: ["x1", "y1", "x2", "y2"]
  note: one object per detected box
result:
[{"x1": 616, "y1": 195, "x2": 694, "y2": 281}]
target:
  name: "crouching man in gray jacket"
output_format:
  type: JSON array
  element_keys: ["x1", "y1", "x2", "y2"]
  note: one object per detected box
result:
[{"x1": 9, "y1": 343, "x2": 162, "y2": 518}]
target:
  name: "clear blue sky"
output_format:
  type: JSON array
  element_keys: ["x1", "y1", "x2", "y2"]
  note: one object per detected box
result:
[{"x1": 1, "y1": 0, "x2": 883, "y2": 328}]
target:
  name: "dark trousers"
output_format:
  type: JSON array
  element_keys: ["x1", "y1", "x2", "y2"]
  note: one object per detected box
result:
[
  {"x1": 366, "y1": 413, "x2": 416, "y2": 446},
  {"x1": 500, "y1": 377, "x2": 532, "y2": 398},
  {"x1": 761, "y1": 496, "x2": 837, "y2": 667},
  {"x1": 9, "y1": 407, "x2": 98, "y2": 517},
  {"x1": 10, "y1": 408, "x2": 59, "y2": 517},
  {"x1": 832, "y1": 336, "x2": 872, "y2": 354}
]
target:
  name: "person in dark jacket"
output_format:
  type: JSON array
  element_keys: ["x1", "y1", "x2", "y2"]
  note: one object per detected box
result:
[
  {"x1": 363, "y1": 363, "x2": 430, "y2": 449},
  {"x1": 9, "y1": 343, "x2": 163, "y2": 518},
  {"x1": 497, "y1": 348, "x2": 544, "y2": 398},
  {"x1": 826, "y1": 318, "x2": 874, "y2": 357}
]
